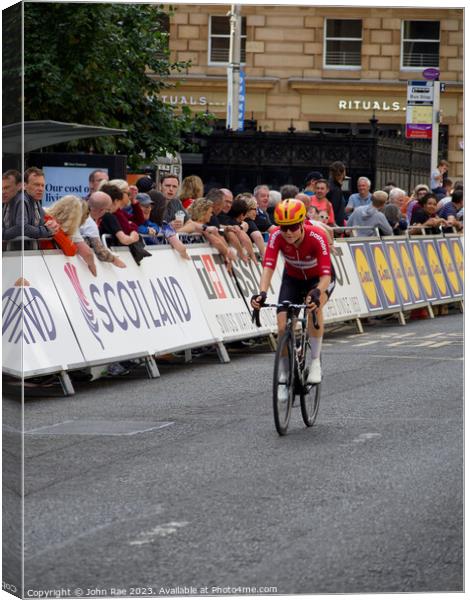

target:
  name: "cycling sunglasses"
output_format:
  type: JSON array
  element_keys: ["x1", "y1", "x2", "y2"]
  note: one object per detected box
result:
[{"x1": 280, "y1": 223, "x2": 302, "y2": 232}]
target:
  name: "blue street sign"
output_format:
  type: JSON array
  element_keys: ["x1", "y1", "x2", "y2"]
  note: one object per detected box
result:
[{"x1": 237, "y1": 70, "x2": 246, "y2": 131}]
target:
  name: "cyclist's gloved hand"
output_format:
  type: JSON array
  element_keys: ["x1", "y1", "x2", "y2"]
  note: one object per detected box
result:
[
  {"x1": 251, "y1": 291, "x2": 267, "y2": 310},
  {"x1": 306, "y1": 287, "x2": 321, "y2": 310}
]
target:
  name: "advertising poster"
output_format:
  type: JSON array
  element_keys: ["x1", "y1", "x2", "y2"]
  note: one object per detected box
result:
[
  {"x1": 383, "y1": 241, "x2": 414, "y2": 307},
  {"x1": 323, "y1": 242, "x2": 368, "y2": 321},
  {"x1": 436, "y1": 239, "x2": 463, "y2": 297},
  {"x1": 420, "y1": 239, "x2": 453, "y2": 301},
  {"x1": 395, "y1": 240, "x2": 428, "y2": 305},
  {"x1": 407, "y1": 240, "x2": 438, "y2": 302},
  {"x1": 348, "y1": 242, "x2": 385, "y2": 312},
  {"x1": 3, "y1": 254, "x2": 85, "y2": 376},
  {"x1": 368, "y1": 241, "x2": 402, "y2": 310}
]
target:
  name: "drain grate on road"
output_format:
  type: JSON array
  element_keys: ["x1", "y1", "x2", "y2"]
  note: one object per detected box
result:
[{"x1": 25, "y1": 420, "x2": 174, "y2": 436}]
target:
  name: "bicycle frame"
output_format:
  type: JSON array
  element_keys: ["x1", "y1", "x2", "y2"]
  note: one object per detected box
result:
[{"x1": 254, "y1": 300, "x2": 321, "y2": 435}]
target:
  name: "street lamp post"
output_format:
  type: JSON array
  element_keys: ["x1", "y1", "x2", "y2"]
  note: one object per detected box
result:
[{"x1": 226, "y1": 4, "x2": 241, "y2": 131}]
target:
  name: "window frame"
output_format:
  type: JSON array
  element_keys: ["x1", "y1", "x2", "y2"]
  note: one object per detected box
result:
[
  {"x1": 208, "y1": 15, "x2": 247, "y2": 66},
  {"x1": 323, "y1": 18, "x2": 362, "y2": 70},
  {"x1": 400, "y1": 19, "x2": 440, "y2": 71}
]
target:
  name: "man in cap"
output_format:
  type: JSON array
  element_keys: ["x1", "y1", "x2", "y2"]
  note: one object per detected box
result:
[
  {"x1": 136, "y1": 175, "x2": 155, "y2": 194},
  {"x1": 302, "y1": 171, "x2": 324, "y2": 197}
]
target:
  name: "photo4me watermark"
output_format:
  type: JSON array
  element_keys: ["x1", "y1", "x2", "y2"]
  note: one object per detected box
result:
[{"x1": 21, "y1": 585, "x2": 278, "y2": 598}]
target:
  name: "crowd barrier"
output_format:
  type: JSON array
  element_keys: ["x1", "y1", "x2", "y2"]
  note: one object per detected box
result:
[{"x1": 2, "y1": 233, "x2": 463, "y2": 394}]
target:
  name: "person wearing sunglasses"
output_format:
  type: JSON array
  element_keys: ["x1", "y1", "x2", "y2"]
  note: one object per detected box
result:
[{"x1": 251, "y1": 199, "x2": 335, "y2": 386}]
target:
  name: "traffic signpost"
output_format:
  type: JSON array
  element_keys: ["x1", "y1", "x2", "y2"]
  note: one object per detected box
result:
[{"x1": 405, "y1": 69, "x2": 441, "y2": 181}]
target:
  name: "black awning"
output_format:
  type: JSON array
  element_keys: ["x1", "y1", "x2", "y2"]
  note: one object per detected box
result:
[{"x1": 3, "y1": 120, "x2": 127, "y2": 154}]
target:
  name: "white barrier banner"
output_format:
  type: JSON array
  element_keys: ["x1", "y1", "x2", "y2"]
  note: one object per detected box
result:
[
  {"x1": 323, "y1": 242, "x2": 369, "y2": 322},
  {"x1": 231, "y1": 252, "x2": 285, "y2": 333},
  {"x1": 188, "y1": 244, "x2": 277, "y2": 342},
  {"x1": 43, "y1": 247, "x2": 217, "y2": 364},
  {"x1": 2, "y1": 254, "x2": 85, "y2": 376}
]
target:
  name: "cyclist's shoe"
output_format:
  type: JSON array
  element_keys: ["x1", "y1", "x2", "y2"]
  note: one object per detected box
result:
[{"x1": 307, "y1": 358, "x2": 322, "y2": 384}]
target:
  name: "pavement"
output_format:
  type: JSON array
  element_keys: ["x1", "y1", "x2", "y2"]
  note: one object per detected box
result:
[{"x1": 2, "y1": 309, "x2": 464, "y2": 596}]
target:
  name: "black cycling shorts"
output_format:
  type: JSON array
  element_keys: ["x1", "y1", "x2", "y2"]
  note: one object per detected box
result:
[{"x1": 277, "y1": 269, "x2": 336, "y2": 313}]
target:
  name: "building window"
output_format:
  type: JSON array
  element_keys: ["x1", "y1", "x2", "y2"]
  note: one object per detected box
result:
[
  {"x1": 401, "y1": 21, "x2": 440, "y2": 69},
  {"x1": 209, "y1": 15, "x2": 246, "y2": 64},
  {"x1": 324, "y1": 19, "x2": 362, "y2": 68}
]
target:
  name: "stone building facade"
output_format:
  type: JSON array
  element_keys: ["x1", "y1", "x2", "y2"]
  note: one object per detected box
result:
[{"x1": 159, "y1": 4, "x2": 463, "y2": 180}]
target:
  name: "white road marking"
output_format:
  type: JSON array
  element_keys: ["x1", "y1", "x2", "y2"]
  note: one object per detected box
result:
[
  {"x1": 352, "y1": 433, "x2": 382, "y2": 443},
  {"x1": 353, "y1": 340, "x2": 381, "y2": 346},
  {"x1": 359, "y1": 353, "x2": 462, "y2": 362},
  {"x1": 129, "y1": 522, "x2": 189, "y2": 546}
]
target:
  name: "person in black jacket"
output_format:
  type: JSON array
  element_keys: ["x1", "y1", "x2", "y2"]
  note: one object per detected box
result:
[
  {"x1": 327, "y1": 161, "x2": 347, "y2": 227},
  {"x1": 3, "y1": 167, "x2": 59, "y2": 243}
]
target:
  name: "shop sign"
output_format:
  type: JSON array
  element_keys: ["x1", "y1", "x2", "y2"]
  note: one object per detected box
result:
[
  {"x1": 160, "y1": 95, "x2": 208, "y2": 106},
  {"x1": 338, "y1": 100, "x2": 404, "y2": 112}
]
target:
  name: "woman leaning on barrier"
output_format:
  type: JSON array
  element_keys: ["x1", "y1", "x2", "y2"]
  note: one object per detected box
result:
[
  {"x1": 45, "y1": 195, "x2": 97, "y2": 276},
  {"x1": 409, "y1": 193, "x2": 450, "y2": 235}
]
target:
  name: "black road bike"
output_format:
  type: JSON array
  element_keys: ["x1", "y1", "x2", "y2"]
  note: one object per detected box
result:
[{"x1": 253, "y1": 301, "x2": 321, "y2": 436}]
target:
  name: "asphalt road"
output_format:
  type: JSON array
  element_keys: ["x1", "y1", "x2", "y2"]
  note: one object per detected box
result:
[{"x1": 3, "y1": 310, "x2": 463, "y2": 596}]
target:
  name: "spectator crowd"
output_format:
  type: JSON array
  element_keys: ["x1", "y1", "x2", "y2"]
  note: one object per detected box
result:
[{"x1": 3, "y1": 160, "x2": 464, "y2": 274}]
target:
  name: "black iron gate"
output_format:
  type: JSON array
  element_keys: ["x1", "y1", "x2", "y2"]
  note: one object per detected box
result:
[{"x1": 183, "y1": 128, "x2": 437, "y2": 195}]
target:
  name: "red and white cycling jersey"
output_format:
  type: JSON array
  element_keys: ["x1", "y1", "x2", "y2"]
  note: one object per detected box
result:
[{"x1": 263, "y1": 223, "x2": 331, "y2": 280}]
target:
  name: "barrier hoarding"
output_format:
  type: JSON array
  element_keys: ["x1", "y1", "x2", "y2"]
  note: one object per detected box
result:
[
  {"x1": 2, "y1": 253, "x2": 85, "y2": 377},
  {"x1": 447, "y1": 236, "x2": 464, "y2": 285},
  {"x1": 368, "y1": 241, "x2": 402, "y2": 310},
  {"x1": 383, "y1": 240, "x2": 415, "y2": 308},
  {"x1": 3, "y1": 234, "x2": 462, "y2": 383},
  {"x1": 348, "y1": 242, "x2": 386, "y2": 313},
  {"x1": 436, "y1": 238, "x2": 463, "y2": 297},
  {"x1": 395, "y1": 240, "x2": 428, "y2": 306},
  {"x1": 186, "y1": 246, "x2": 278, "y2": 341},
  {"x1": 323, "y1": 242, "x2": 369, "y2": 322},
  {"x1": 420, "y1": 238, "x2": 453, "y2": 302},
  {"x1": 43, "y1": 247, "x2": 217, "y2": 364},
  {"x1": 408, "y1": 239, "x2": 438, "y2": 302}
]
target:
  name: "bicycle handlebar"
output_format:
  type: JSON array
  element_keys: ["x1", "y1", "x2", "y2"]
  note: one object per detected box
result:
[{"x1": 252, "y1": 301, "x2": 319, "y2": 329}]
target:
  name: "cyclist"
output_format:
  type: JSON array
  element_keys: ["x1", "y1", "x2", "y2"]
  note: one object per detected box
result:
[{"x1": 251, "y1": 198, "x2": 335, "y2": 391}]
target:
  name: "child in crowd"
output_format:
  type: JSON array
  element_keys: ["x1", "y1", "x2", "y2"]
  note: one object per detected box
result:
[{"x1": 143, "y1": 191, "x2": 190, "y2": 260}]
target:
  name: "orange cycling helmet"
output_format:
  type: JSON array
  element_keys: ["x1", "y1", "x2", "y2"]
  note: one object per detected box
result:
[{"x1": 274, "y1": 198, "x2": 306, "y2": 226}]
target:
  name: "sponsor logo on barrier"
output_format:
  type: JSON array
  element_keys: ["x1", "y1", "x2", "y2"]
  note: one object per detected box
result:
[
  {"x1": 201, "y1": 255, "x2": 227, "y2": 299},
  {"x1": 449, "y1": 239, "x2": 464, "y2": 283},
  {"x1": 191, "y1": 252, "x2": 272, "y2": 302},
  {"x1": 398, "y1": 243, "x2": 423, "y2": 302},
  {"x1": 192, "y1": 253, "x2": 239, "y2": 300},
  {"x1": 351, "y1": 246, "x2": 381, "y2": 309},
  {"x1": 387, "y1": 245, "x2": 411, "y2": 304},
  {"x1": 423, "y1": 241, "x2": 450, "y2": 298},
  {"x1": 438, "y1": 241, "x2": 462, "y2": 295},
  {"x1": 372, "y1": 245, "x2": 398, "y2": 306},
  {"x1": 64, "y1": 263, "x2": 192, "y2": 348},
  {"x1": 65, "y1": 263, "x2": 104, "y2": 349},
  {"x1": 2, "y1": 284, "x2": 56, "y2": 344},
  {"x1": 411, "y1": 243, "x2": 434, "y2": 298}
]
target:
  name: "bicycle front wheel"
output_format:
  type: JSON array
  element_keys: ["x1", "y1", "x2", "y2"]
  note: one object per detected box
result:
[
  {"x1": 300, "y1": 346, "x2": 321, "y2": 428},
  {"x1": 273, "y1": 330, "x2": 294, "y2": 436}
]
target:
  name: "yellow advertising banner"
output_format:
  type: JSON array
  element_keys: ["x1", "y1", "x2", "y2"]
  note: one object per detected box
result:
[
  {"x1": 408, "y1": 240, "x2": 437, "y2": 302},
  {"x1": 396, "y1": 240, "x2": 427, "y2": 304},
  {"x1": 369, "y1": 242, "x2": 401, "y2": 308},
  {"x1": 421, "y1": 239, "x2": 452, "y2": 300},
  {"x1": 437, "y1": 239, "x2": 463, "y2": 297}
]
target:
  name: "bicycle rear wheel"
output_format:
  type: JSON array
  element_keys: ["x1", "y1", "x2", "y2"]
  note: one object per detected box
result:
[
  {"x1": 300, "y1": 346, "x2": 321, "y2": 427},
  {"x1": 273, "y1": 330, "x2": 294, "y2": 436}
]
